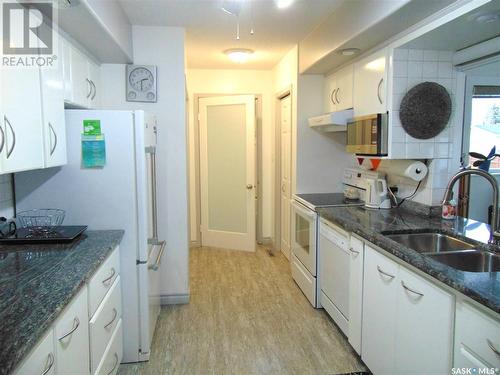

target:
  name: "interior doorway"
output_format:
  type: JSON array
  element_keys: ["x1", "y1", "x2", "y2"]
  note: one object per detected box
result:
[
  {"x1": 275, "y1": 90, "x2": 292, "y2": 260},
  {"x1": 460, "y1": 76, "x2": 500, "y2": 223},
  {"x1": 198, "y1": 95, "x2": 257, "y2": 252}
]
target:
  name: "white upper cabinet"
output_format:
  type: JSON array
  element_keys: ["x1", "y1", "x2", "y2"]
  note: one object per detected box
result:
[
  {"x1": 1, "y1": 65, "x2": 44, "y2": 174},
  {"x1": 69, "y1": 46, "x2": 92, "y2": 107},
  {"x1": 324, "y1": 65, "x2": 353, "y2": 113},
  {"x1": 65, "y1": 44, "x2": 100, "y2": 109},
  {"x1": 353, "y1": 48, "x2": 388, "y2": 116},
  {"x1": 40, "y1": 39, "x2": 67, "y2": 168},
  {"x1": 88, "y1": 60, "x2": 101, "y2": 108}
]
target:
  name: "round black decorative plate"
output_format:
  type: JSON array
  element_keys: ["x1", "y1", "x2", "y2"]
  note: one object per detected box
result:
[{"x1": 399, "y1": 82, "x2": 452, "y2": 139}]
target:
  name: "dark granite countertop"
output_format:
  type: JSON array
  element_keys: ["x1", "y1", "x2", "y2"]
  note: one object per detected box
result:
[
  {"x1": 317, "y1": 206, "x2": 500, "y2": 314},
  {"x1": 0, "y1": 230, "x2": 124, "y2": 375}
]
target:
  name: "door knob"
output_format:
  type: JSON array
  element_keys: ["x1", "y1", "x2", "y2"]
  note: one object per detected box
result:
[{"x1": 246, "y1": 184, "x2": 254, "y2": 190}]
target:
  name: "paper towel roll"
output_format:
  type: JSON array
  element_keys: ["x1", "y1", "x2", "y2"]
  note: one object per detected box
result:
[{"x1": 386, "y1": 160, "x2": 428, "y2": 182}]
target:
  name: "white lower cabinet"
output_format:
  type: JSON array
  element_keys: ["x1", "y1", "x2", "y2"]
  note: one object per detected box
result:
[
  {"x1": 454, "y1": 301, "x2": 500, "y2": 370},
  {"x1": 14, "y1": 330, "x2": 55, "y2": 375},
  {"x1": 13, "y1": 247, "x2": 122, "y2": 375},
  {"x1": 362, "y1": 244, "x2": 453, "y2": 375},
  {"x1": 362, "y1": 246, "x2": 398, "y2": 375},
  {"x1": 347, "y1": 235, "x2": 364, "y2": 355},
  {"x1": 55, "y1": 287, "x2": 90, "y2": 375},
  {"x1": 95, "y1": 320, "x2": 123, "y2": 375},
  {"x1": 395, "y1": 267, "x2": 454, "y2": 374},
  {"x1": 90, "y1": 277, "x2": 122, "y2": 374}
]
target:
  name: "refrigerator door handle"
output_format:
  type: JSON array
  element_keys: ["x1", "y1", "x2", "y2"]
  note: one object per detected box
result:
[
  {"x1": 145, "y1": 146, "x2": 159, "y2": 241},
  {"x1": 148, "y1": 240, "x2": 166, "y2": 271}
]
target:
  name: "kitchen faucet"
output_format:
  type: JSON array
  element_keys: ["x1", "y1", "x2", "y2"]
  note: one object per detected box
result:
[{"x1": 442, "y1": 168, "x2": 500, "y2": 241}]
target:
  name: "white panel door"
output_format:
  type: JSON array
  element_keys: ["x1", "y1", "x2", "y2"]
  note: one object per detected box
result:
[
  {"x1": 336, "y1": 65, "x2": 354, "y2": 111},
  {"x1": 199, "y1": 95, "x2": 256, "y2": 252},
  {"x1": 362, "y1": 245, "x2": 398, "y2": 375},
  {"x1": 40, "y1": 37, "x2": 67, "y2": 168},
  {"x1": 280, "y1": 95, "x2": 292, "y2": 260}
]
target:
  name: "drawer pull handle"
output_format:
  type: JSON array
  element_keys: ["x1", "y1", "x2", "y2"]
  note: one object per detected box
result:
[
  {"x1": 377, "y1": 265, "x2": 395, "y2": 279},
  {"x1": 49, "y1": 122, "x2": 58, "y2": 156},
  {"x1": 58, "y1": 317, "x2": 80, "y2": 341},
  {"x1": 102, "y1": 267, "x2": 116, "y2": 285},
  {"x1": 106, "y1": 353, "x2": 119, "y2": 375},
  {"x1": 349, "y1": 247, "x2": 360, "y2": 255},
  {"x1": 487, "y1": 339, "x2": 500, "y2": 356},
  {"x1": 401, "y1": 281, "x2": 424, "y2": 297},
  {"x1": 104, "y1": 308, "x2": 118, "y2": 329},
  {"x1": 5, "y1": 115, "x2": 16, "y2": 158},
  {"x1": 41, "y1": 353, "x2": 54, "y2": 375}
]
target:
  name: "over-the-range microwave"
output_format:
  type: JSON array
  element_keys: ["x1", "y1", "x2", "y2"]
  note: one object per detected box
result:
[{"x1": 346, "y1": 113, "x2": 388, "y2": 156}]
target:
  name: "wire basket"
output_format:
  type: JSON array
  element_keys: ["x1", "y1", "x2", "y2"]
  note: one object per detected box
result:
[{"x1": 16, "y1": 209, "x2": 66, "y2": 229}]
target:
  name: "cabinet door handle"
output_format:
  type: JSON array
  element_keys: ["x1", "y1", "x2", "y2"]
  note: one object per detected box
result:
[
  {"x1": 401, "y1": 280, "x2": 424, "y2": 297},
  {"x1": 4, "y1": 116, "x2": 15, "y2": 158},
  {"x1": 330, "y1": 89, "x2": 335, "y2": 105},
  {"x1": 102, "y1": 267, "x2": 116, "y2": 285},
  {"x1": 486, "y1": 339, "x2": 500, "y2": 356},
  {"x1": 58, "y1": 317, "x2": 80, "y2": 341},
  {"x1": 106, "y1": 353, "x2": 119, "y2": 375},
  {"x1": 0, "y1": 123, "x2": 4, "y2": 154},
  {"x1": 377, "y1": 78, "x2": 384, "y2": 104},
  {"x1": 86, "y1": 78, "x2": 92, "y2": 99},
  {"x1": 91, "y1": 80, "x2": 96, "y2": 100},
  {"x1": 104, "y1": 308, "x2": 118, "y2": 329},
  {"x1": 377, "y1": 265, "x2": 395, "y2": 279},
  {"x1": 41, "y1": 353, "x2": 54, "y2": 375},
  {"x1": 335, "y1": 87, "x2": 340, "y2": 104},
  {"x1": 49, "y1": 122, "x2": 57, "y2": 156},
  {"x1": 349, "y1": 247, "x2": 360, "y2": 255}
]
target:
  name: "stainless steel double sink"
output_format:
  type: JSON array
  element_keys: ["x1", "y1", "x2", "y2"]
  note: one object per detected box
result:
[{"x1": 384, "y1": 232, "x2": 500, "y2": 273}]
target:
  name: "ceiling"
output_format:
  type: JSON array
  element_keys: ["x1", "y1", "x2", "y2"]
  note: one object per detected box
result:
[
  {"x1": 118, "y1": 0, "x2": 343, "y2": 69},
  {"x1": 402, "y1": 0, "x2": 500, "y2": 51}
]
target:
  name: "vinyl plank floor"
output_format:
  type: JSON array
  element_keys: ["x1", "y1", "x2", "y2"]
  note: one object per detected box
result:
[{"x1": 118, "y1": 246, "x2": 367, "y2": 375}]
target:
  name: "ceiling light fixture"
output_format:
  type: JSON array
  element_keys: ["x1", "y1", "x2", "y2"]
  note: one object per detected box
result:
[
  {"x1": 276, "y1": 0, "x2": 294, "y2": 9},
  {"x1": 338, "y1": 48, "x2": 361, "y2": 56},
  {"x1": 469, "y1": 9, "x2": 500, "y2": 23},
  {"x1": 224, "y1": 48, "x2": 254, "y2": 64}
]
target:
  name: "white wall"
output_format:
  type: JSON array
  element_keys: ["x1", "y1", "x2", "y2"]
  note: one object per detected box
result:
[
  {"x1": 0, "y1": 174, "x2": 14, "y2": 219},
  {"x1": 186, "y1": 69, "x2": 275, "y2": 243},
  {"x1": 100, "y1": 26, "x2": 189, "y2": 302}
]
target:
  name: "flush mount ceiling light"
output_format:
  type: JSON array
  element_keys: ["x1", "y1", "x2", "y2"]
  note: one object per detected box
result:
[
  {"x1": 338, "y1": 48, "x2": 361, "y2": 56},
  {"x1": 224, "y1": 48, "x2": 254, "y2": 63},
  {"x1": 276, "y1": 0, "x2": 294, "y2": 9},
  {"x1": 468, "y1": 9, "x2": 500, "y2": 23}
]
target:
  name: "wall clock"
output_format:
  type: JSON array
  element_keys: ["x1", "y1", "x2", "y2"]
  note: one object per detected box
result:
[{"x1": 126, "y1": 65, "x2": 157, "y2": 103}]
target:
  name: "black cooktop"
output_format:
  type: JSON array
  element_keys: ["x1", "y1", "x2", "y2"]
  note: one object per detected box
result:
[
  {"x1": 295, "y1": 193, "x2": 364, "y2": 209},
  {"x1": 0, "y1": 226, "x2": 87, "y2": 244}
]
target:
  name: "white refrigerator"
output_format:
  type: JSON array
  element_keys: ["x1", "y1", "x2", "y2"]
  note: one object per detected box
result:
[{"x1": 15, "y1": 110, "x2": 164, "y2": 363}]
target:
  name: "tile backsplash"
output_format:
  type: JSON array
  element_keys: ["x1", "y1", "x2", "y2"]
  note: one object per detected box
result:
[
  {"x1": 0, "y1": 174, "x2": 14, "y2": 219},
  {"x1": 381, "y1": 48, "x2": 463, "y2": 207}
]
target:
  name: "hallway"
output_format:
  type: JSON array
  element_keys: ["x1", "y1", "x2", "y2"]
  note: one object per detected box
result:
[{"x1": 118, "y1": 247, "x2": 366, "y2": 375}]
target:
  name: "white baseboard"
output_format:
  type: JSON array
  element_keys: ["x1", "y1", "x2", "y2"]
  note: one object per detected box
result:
[
  {"x1": 258, "y1": 237, "x2": 273, "y2": 246},
  {"x1": 160, "y1": 293, "x2": 190, "y2": 305},
  {"x1": 190, "y1": 240, "x2": 201, "y2": 248}
]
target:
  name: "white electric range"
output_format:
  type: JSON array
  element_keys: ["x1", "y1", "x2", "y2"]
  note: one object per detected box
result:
[{"x1": 291, "y1": 192, "x2": 364, "y2": 307}]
